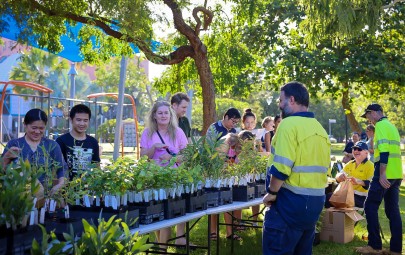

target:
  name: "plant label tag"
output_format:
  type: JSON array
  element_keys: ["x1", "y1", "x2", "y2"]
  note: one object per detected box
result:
[
  {"x1": 134, "y1": 192, "x2": 140, "y2": 203},
  {"x1": 30, "y1": 211, "x2": 35, "y2": 225},
  {"x1": 6, "y1": 222, "x2": 10, "y2": 228},
  {"x1": 153, "y1": 190, "x2": 159, "y2": 201},
  {"x1": 111, "y1": 197, "x2": 118, "y2": 210},
  {"x1": 34, "y1": 209, "x2": 38, "y2": 225},
  {"x1": 40, "y1": 208, "x2": 45, "y2": 224},
  {"x1": 32, "y1": 198, "x2": 37, "y2": 210},
  {"x1": 50, "y1": 200, "x2": 56, "y2": 212},
  {"x1": 123, "y1": 194, "x2": 128, "y2": 206},
  {"x1": 205, "y1": 179, "x2": 211, "y2": 188},
  {"x1": 128, "y1": 192, "x2": 133, "y2": 203},
  {"x1": 160, "y1": 189, "x2": 166, "y2": 200},
  {"x1": 261, "y1": 173, "x2": 266, "y2": 180},
  {"x1": 76, "y1": 198, "x2": 80, "y2": 206},
  {"x1": 177, "y1": 185, "x2": 183, "y2": 197},
  {"x1": 105, "y1": 195, "x2": 110, "y2": 207},
  {"x1": 116, "y1": 194, "x2": 121, "y2": 207},
  {"x1": 215, "y1": 179, "x2": 221, "y2": 188},
  {"x1": 84, "y1": 196, "x2": 91, "y2": 207},
  {"x1": 22, "y1": 215, "x2": 28, "y2": 228},
  {"x1": 65, "y1": 205, "x2": 70, "y2": 218},
  {"x1": 191, "y1": 183, "x2": 195, "y2": 193},
  {"x1": 96, "y1": 196, "x2": 100, "y2": 207},
  {"x1": 197, "y1": 181, "x2": 202, "y2": 190},
  {"x1": 185, "y1": 185, "x2": 190, "y2": 194},
  {"x1": 144, "y1": 191, "x2": 150, "y2": 203},
  {"x1": 45, "y1": 199, "x2": 49, "y2": 211},
  {"x1": 89, "y1": 196, "x2": 94, "y2": 206}
]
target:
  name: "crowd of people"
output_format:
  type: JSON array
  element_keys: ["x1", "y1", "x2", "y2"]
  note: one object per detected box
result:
[{"x1": 0, "y1": 81, "x2": 402, "y2": 255}]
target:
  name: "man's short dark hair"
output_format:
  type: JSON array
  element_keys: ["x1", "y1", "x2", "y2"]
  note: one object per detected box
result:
[
  {"x1": 70, "y1": 104, "x2": 91, "y2": 119},
  {"x1": 171, "y1": 92, "x2": 190, "y2": 105},
  {"x1": 223, "y1": 107, "x2": 241, "y2": 119},
  {"x1": 281, "y1": 81, "x2": 309, "y2": 107}
]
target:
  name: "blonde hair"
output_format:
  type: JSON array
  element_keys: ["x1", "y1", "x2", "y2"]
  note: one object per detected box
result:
[
  {"x1": 146, "y1": 101, "x2": 178, "y2": 141},
  {"x1": 261, "y1": 116, "x2": 273, "y2": 128}
]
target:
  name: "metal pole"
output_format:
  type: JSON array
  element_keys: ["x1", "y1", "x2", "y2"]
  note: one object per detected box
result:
[
  {"x1": 345, "y1": 113, "x2": 348, "y2": 144},
  {"x1": 113, "y1": 56, "x2": 128, "y2": 160},
  {"x1": 329, "y1": 120, "x2": 331, "y2": 136},
  {"x1": 187, "y1": 89, "x2": 193, "y2": 128},
  {"x1": 94, "y1": 98, "x2": 98, "y2": 140},
  {"x1": 68, "y1": 62, "x2": 77, "y2": 108}
]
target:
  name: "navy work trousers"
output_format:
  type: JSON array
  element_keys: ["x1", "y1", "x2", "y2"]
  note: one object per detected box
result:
[
  {"x1": 364, "y1": 178, "x2": 402, "y2": 253},
  {"x1": 262, "y1": 207, "x2": 314, "y2": 255}
]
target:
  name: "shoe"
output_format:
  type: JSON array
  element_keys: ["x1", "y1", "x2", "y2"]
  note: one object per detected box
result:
[
  {"x1": 354, "y1": 246, "x2": 384, "y2": 254},
  {"x1": 226, "y1": 233, "x2": 242, "y2": 241},
  {"x1": 175, "y1": 237, "x2": 197, "y2": 249}
]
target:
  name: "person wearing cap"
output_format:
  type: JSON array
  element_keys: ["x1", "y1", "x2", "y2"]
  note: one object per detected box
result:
[
  {"x1": 325, "y1": 141, "x2": 374, "y2": 208},
  {"x1": 355, "y1": 104, "x2": 403, "y2": 255}
]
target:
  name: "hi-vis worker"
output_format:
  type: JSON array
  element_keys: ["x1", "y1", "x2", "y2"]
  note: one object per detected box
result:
[
  {"x1": 262, "y1": 81, "x2": 330, "y2": 255},
  {"x1": 355, "y1": 104, "x2": 403, "y2": 255}
]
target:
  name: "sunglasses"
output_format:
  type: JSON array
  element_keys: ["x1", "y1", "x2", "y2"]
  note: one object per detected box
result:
[{"x1": 353, "y1": 148, "x2": 363, "y2": 151}]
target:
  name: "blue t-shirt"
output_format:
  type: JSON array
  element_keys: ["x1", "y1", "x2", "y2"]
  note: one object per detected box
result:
[{"x1": 2, "y1": 136, "x2": 66, "y2": 184}]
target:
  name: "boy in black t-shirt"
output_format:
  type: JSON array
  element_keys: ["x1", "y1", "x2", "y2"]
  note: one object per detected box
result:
[{"x1": 56, "y1": 104, "x2": 100, "y2": 179}]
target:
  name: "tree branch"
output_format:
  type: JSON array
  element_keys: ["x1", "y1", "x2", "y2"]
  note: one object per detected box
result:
[
  {"x1": 26, "y1": 0, "x2": 195, "y2": 65},
  {"x1": 193, "y1": 6, "x2": 213, "y2": 36},
  {"x1": 382, "y1": 0, "x2": 405, "y2": 9}
]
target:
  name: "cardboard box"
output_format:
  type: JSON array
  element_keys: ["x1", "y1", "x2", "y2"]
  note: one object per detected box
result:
[{"x1": 320, "y1": 208, "x2": 364, "y2": 244}]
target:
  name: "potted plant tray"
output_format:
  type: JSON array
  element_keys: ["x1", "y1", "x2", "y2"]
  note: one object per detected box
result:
[
  {"x1": 248, "y1": 182, "x2": 267, "y2": 198},
  {"x1": 131, "y1": 200, "x2": 165, "y2": 225},
  {"x1": 0, "y1": 225, "x2": 42, "y2": 255},
  {"x1": 204, "y1": 187, "x2": 233, "y2": 208},
  {"x1": 232, "y1": 185, "x2": 255, "y2": 202},
  {"x1": 163, "y1": 197, "x2": 186, "y2": 219},
  {"x1": 183, "y1": 190, "x2": 207, "y2": 213},
  {"x1": 69, "y1": 205, "x2": 140, "y2": 228}
]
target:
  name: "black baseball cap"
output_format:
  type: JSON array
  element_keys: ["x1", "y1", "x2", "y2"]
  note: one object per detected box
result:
[
  {"x1": 361, "y1": 103, "x2": 383, "y2": 118},
  {"x1": 352, "y1": 141, "x2": 368, "y2": 151}
]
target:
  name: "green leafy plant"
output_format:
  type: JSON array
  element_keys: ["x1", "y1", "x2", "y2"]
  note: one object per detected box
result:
[
  {"x1": 224, "y1": 139, "x2": 268, "y2": 183},
  {"x1": 86, "y1": 157, "x2": 135, "y2": 196},
  {"x1": 0, "y1": 159, "x2": 42, "y2": 230},
  {"x1": 31, "y1": 216, "x2": 152, "y2": 254},
  {"x1": 180, "y1": 135, "x2": 226, "y2": 181}
]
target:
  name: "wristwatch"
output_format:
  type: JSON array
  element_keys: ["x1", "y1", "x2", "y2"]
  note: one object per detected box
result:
[{"x1": 268, "y1": 190, "x2": 278, "y2": 196}]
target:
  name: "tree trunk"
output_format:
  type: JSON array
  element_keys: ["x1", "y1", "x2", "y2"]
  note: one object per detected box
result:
[
  {"x1": 341, "y1": 82, "x2": 362, "y2": 134},
  {"x1": 193, "y1": 49, "x2": 217, "y2": 134}
]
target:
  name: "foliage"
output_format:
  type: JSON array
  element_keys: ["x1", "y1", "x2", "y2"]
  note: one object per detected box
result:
[
  {"x1": 180, "y1": 135, "x2": 226, "y2": 180},
  {"x1": 31, "y1": 216, "x2": 152, "y2": 254},
  {"x1": 96, "y1": 118, "x2": 141, "y2": 143},
  {"x1": 56, "y1": 173, "x2": 88, "y2": 206},
  {"x1": 226, "y1": 139, "x2": 268, "y2": 179},
  {"x1": 9, "y1": 48, "x2": 69, "y2": 96},
  {"x1": 85, "y1": 157, "x2": 135, "y2": 196},
  {"x1": 232, "y1": 0, "x2": 405, "y2": 133},
  {"x1": 0, "y1": 158, "x2": 41, "y2": 230}
]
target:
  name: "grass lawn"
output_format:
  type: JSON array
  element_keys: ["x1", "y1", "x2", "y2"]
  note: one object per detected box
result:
[{"x1": 136, "y1": 143, "x2": 405, "y2": 254}]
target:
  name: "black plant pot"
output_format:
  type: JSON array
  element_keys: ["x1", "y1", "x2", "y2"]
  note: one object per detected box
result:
[
  {"x1": 183, "y1": 191, "x2": 207, "y2": 213},
  {"x1": 0, "y1": 225, "x2": 42, "y2": 255},
  {"x1": 232, "y1": 185, "x2": 255, "y2": 202},
  {"x1": 132, "y1": 200, "x2": 165, "y2": 225},
  {"x1": 163, "y1": 197, "x2": 186, "y2": 219},
  {"x1": 204, "y1": 187, "x2": 233, "y2": 208}
]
